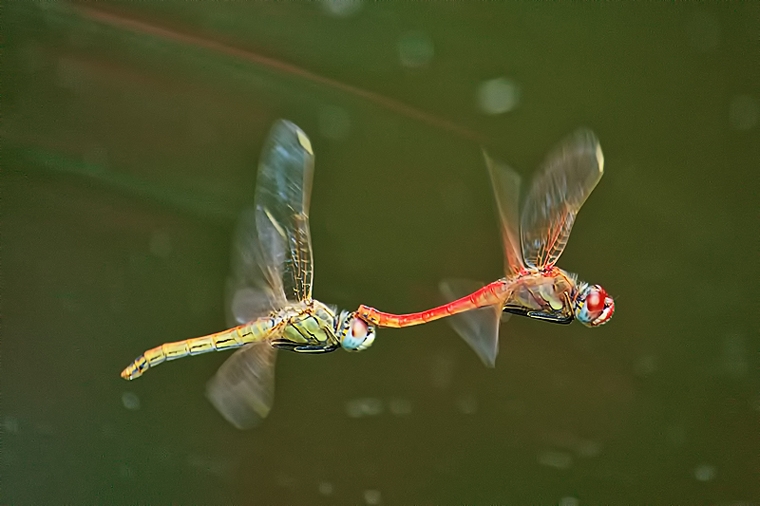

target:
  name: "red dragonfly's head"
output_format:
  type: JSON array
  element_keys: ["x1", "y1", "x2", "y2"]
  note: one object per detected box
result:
[{"x1": 573, "y1": 283, "x2": 615, "y2": 327}]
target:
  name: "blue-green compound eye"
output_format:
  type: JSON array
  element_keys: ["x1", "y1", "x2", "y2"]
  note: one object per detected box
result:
[{"x1": 340, "y1": 316, "x2": 376, "y2": 351}]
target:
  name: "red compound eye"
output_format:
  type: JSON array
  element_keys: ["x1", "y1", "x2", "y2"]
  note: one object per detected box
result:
[{"x1": 586, "y1": 287, "x2": 607, "y2": 313}]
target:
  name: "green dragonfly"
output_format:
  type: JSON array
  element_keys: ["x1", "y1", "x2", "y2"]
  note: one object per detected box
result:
[{"x1": 121, "y1": 120, "x2": 376, "y2": 428}]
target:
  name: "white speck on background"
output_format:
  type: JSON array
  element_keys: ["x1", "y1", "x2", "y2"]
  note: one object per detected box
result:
[
  {"x1": 575, "y1": 439, "x2": 602, "y2": 458},
  {"x1": 634, "y1": 355, "x2": 658, "y2": 378},
  {"x1": 398, "y1": 31, "x2": 434, "y2": 68},
  {"x1": 694, "y1": 463, "x2": 716, "y2": 482},
  {"x1": 121, "y1": 391, "x2": 141, "y2": 411},
  {"x1": 3, "y1": 416, "x2": 19, "y2": 433},
  {"x1": 455, "y1": 394, "x2": 478, "y2": 415},
  {"x1": 321, "y1": 0, "x2": 362, "y2": 18},
  {"x1": 345, "y1": 398, "x2": 384, "y2": 418},
  {"x1": 388, "y1": 398, "x2": 412, "y2": 416},
  {"x1": 318, "y1": 481, "x2": 334, "y2": 496},
  {"x1": 477, "y1": 77, "x2": 520, "y2": 115},
  {"x1": 364, "y1": 489, "x2": 382, "y2": 505},
  {"x1": 538, "y1": 450, "x2": 573, "y2": 470},
  {"x1": 729, "y1": 95, "x2": 758, "y2": 131}
]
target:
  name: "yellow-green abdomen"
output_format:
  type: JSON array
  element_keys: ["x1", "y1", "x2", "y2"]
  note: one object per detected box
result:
[{"x1": 121, "y1": 316, "x2": 278, "y2": 380}]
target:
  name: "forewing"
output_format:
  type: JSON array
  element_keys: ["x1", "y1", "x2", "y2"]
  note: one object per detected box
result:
[
  {"x1": 483, "y1": 150, "x2": 525, "y2": 277},
  {"x1": 209, "y1": 120, "x2": 316, "y2": 430},
  {"x1": 226, "y1": 205, "x2": 286, "y2": 326},
  {"x1": 255, "y1": 120, "x2": 315, "y2": 303},
  {"x1": 520, "y1": 129, "x2": 604, "y2": 268},
  {"x1": 206, "y1": 341, "x2": 278, "y2": 430},
  {"x1": 440, "y1": 279, "x2": 504, "y2": 367}
]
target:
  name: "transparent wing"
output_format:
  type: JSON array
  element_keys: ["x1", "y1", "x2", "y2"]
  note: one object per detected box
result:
[
  {"x1": 520, "y1": 129, "x2": 604, "y2": 269},
  {"x1": 206, "y1": 341, "x2": 278, "y2": 430},
  {"x1": 226, "y1": 207, "x2": 288, "y2": 325},
  {"x1": 226, "y1": 282, "x2": 283, "y2": 328},
  {"x1": 254, "y1": 119, "x2": 315, "y2": 303},
  {"x1": 224, "y1": 122, "x2": 297, "y2": 341},
  {"x1": 483, "y1": 150, "x2": 525, "y2": 278},
  {"x1": 213, "y1": 216, "x2": 284, "y2": 431},
  {"x1": 440, "y1": 279, "x2": 506, "y2": 368},
  {"x1": 209, "y1": 119, "x2": 315, "y2": 430},
  {"x1": 216, "y1": 284, "x2": 281, "y2": 429}
]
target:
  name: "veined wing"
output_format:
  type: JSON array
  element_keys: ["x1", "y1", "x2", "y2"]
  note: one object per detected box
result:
[
  {"x1": 254, "y1": 120, "x2": 315, "y2": 303},
  {"x1": 209, "y1": 119, "x2": 314, "y2": 429},
  {"x1": 226, "y1": 208, "x2": 288, "y2": 325},
  {"x1": 483, "y1": 150, "x2": 525, "y2": 278},
  {"x1": 520, "y1": 129, "x2": 604, "y2": 269}
]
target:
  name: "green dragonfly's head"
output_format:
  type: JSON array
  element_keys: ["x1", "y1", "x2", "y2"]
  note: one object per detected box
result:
[{"x1": 337, "y1": 311, "x2": 376, "y2": 352}]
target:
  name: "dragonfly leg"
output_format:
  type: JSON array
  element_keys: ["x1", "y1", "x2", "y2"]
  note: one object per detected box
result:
[
  {"x1": 270, "y1": 339, "x2": 299, "y2": 351},
  {"x1": 525, "y1": 310, "x2": 574, "y2": 325},
  {"x1": 271, "y1": 339, "x2": 339, "y2": 354},
  {"x1": 502, "y1": 305, "x2": 532, "y2": 317},
  {"x1": 502, "y1": 305, "x2": 573, "y2": 324},
  {"x1": 292, "y1": 343, "x2": 339, "y2": 354}
]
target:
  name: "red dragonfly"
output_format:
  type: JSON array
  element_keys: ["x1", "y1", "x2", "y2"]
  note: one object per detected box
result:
[{"x1": 357, "y1": 129, "x2": 615, "y2": 366}]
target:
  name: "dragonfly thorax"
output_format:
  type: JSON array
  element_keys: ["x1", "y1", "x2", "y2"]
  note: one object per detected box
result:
[
  {"x1": 506, "y1": 268, "x2": 576, "y2": 314},
  {"x1": 271, "y1": 300, "x2": 342, "y2": 353}
]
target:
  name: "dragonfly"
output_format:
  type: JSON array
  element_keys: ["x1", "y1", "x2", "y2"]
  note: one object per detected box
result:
[
  {"x1": 357, "y1": 129, "x2": 614, "y2": 367},
  {"x1": 121, "y1": 120, "x2": 376, "y2": 428}
]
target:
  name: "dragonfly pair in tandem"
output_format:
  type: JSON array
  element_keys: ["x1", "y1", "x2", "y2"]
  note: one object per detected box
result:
[{"x1": 121, "y1": 120, "x2": 614, "y2": 428}]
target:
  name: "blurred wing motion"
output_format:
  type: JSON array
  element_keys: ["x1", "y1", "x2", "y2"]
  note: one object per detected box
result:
[
  {"x1": 520, "y1": 129, "x2": 604, "y2": 269},
  {"x1": 207, "y1": 119, "x2": 316, "y2": 428},
  {"x1": 483, "y1": 150, "x2": 524, "y2": 277},
  {"x1": 206, "y1": 341, "x2": 277, "y2": 429},
  {"x1": 440, "y1": 279, "x2": 505, "y2": 367},
  {"x1": 437, "y1": 152, "x2": 521, "y2": 367},
  {"x1": 226, "y1": 208, "x2": 287, "y2": 325}
]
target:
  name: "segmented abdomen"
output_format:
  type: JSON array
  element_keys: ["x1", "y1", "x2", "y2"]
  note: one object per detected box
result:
[
  {"x1": 121, "y1": 317, "x2": 278, "y2": 380},
  {"x1": 357, "y1": 280, "x2": 509, "y2": 328}
]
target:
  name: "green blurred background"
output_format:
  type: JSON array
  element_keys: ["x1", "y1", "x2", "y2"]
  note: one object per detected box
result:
[{"x1": 3, "y1": 2, "x2": 758, "y2": 504}]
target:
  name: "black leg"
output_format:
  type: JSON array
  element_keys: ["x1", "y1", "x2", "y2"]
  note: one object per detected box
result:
[
  {"x1": 526, "y1": 310, "x2": 574, "y2": 325},
  {"x1": 293, "y1": 343, "x2": 339, "y2": 354},
  {"x1": 271, "y1": 339, "x2": 299, "y2": 351},
  {"x1": 502, "y1": 305, "x2": 532, "y2": 317},
  {"x1": 502, "y1": 306, "x2": 573, "y2": 325}
]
